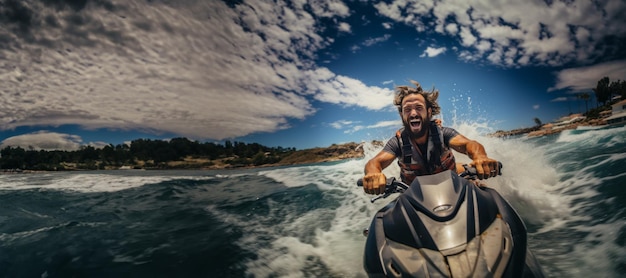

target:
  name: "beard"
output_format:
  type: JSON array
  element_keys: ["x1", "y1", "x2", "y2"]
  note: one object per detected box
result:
[{"x1": 403, "y1": 115, "x2": 430, "y2": 139}]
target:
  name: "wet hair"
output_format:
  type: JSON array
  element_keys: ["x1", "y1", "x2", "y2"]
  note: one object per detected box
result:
[{"x1": 393, "y1": 80, "x2": 441, "y2": 116}]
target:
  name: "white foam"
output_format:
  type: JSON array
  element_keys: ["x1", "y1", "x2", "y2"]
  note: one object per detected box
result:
[
  {"x1": 449, "y1": 122, "x2": 568, "y2": 227},
  {"x1": 0, "y1": 171, "x2": 218, "y2": 193},
  {"x1": 0, "y1": 221, "x2": 107, "y2": 242},
  {"x1": 253, "y1": 122, "x2": 583, "y2": 274},
  {"x1": 556, "y1": 125, "x2": 626, "y2": 147}
]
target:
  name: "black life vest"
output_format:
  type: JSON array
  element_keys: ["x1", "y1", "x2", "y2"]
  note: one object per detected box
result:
[{"x1": 396, "y1": 124, "x2": 456, "y2": 184}]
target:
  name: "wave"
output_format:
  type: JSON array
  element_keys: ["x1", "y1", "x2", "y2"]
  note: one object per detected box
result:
[
  {"x1": 556, "y1": 125, "x2": 626, "y2": 147},
  {"x1": 0, "y1": 221, "x2": 107, "y2": 243},
  {"x1": 1, "y1": 120, "x2": 623, "y2": 276},
  {"x1": 0, "y1": 171, "x2": 220, "y2": 193},
  {"x1": 243, "y1": 121, "x2": 625, "y2": 276}
]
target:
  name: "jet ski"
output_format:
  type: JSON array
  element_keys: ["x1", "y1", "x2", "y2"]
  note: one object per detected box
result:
[{"x1": 358, "y1": 164, "x2": 544, "y2": 277}]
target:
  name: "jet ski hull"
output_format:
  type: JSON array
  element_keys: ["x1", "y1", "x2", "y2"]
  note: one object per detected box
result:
[{"x1": 363, "y1": 170, "x2": 544, "y2": 277}]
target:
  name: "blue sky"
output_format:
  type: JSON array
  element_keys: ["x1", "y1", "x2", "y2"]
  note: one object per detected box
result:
[{"x1": 1, "y1": 0, "x2": 626, "y2": 150}]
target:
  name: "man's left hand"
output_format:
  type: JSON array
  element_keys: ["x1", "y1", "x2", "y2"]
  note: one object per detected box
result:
[{"x1": 470, "y1": 157, "x2": 500, "y2": 180}]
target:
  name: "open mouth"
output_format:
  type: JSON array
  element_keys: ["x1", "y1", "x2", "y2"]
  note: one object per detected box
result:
[{"x1": 409, "y1": 118, "x2": 422, "y2": 129}]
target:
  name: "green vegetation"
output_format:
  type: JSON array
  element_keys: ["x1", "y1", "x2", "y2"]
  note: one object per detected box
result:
[
  {"x1": 0, "y1": 138, "x2": 297, "y2": 171},
  {"x1": 593, "y1": 77, "x2": 626, "y2": 106}
]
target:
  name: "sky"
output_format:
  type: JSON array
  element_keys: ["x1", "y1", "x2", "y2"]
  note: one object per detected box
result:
[{"x1": 1, "y1": 0, "x2": 626, "y2": 151}]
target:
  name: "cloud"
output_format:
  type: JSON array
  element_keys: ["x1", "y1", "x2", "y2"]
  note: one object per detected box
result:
[
  {"x1": 551, "y1": 97, "x2": 569, "y2": 102},
  {"x1": 420, "y1": 46, "x2": 447, "y2": 57},
  {"x1": 338, "y1": 22, "x2": 351, "y2": 33},
  {"x1": 1, "y1": 131, "x2": 83, "y2": 151},
  {"x1": 367, "y1": 120, "x2": 401, "y2": 129},
  {"x1": 533, "y1": 105, "x2": 540, "y2": 110},
  {"x1": 362, "y1": 34, "x2": 392, "y2": 47},
  {"x1": 344, "y1": 125, "x2": 365, "y2": 134},
  {"x1": 334, "y1": 119, "x2": 400, "y2": 134},
  {"x1": 303, "y1": 68, "x2": 395, "y2": 110},
  {"x1": 549, "y1": 60, "x2": 626, "y2": 92},
  {"x1": 329, "y1": 120, "x2": 357, "y2": 129},
  {"x1": 375, "y1": 0, "x2": 626, "y2": 67},
  {"x1": 0, "y1": 0, "x2": 394, "y2": 142}
]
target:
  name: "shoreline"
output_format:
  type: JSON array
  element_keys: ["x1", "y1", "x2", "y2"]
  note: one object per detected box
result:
[
  {"x1": 1, "y1": 142, "x2": 370, "y2": 173},
  {"x1": 4, "y1": 108, "x2": 621, "y2": 173},
  {"x1": 489, "y1": 114, "x2": 609, "y2": 138},
  {"x1": 190, "y1": 142, "x2": 368, "y2": 170}
]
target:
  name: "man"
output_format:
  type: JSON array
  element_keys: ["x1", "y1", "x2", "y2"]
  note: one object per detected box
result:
[{"x1": 362, "y1": 81, "x2": 500, "y2": 195}]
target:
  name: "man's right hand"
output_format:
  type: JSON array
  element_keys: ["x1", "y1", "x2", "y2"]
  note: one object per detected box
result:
[{"x1": 362, "y1": 173, "x2": 387, "y2": 195}]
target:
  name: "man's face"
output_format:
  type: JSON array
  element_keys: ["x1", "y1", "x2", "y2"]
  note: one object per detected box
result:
[{"x1": 401, "y1": 94, "x2": 431, "y2": 138}]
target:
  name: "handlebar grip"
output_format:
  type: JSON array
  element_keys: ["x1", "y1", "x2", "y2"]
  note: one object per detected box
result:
[{"x1": 461, "y1": 161, "x2": 504, "y2": 178}]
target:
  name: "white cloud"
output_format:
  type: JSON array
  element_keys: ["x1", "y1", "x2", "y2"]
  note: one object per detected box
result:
[
  {"x1": 459, "y1": 26, "x2": 477, "y2": 47},
  {"x1": 308, "y1": 0, "x2": 351, "y2": 17},
  {"x1": 0, "y1": 0, "x2": 392, "y2": 142},
  {"x1": 445, "y1": 23, "x2": 458, "y2": 35},
  {"x1": 1, "y1": 132, "x2": 83, "y2": 151},
  {"x1": 533, "y1": 105, "x2": 540, "y2": 110},
  {"x1": 362, "y1": 34, "x2": 392, "y2": 47},
  {"x1": 303, "y1": 68, "x2": 394, "y2": 110},
  {"x1": 334, "y1": 119, "x2": 400, "y2": 134},
  {"x1": 344, "y1": 125, "x2": 365, "y2": 134},
  {"x1": 475, "y1": 40, "x2": 492, "y2": 54},
  {"x1": 375, "y1": 0, "x2": 626, "y2": 67},
  {"x1": 329, "y1": 120, "x2": 357, "y2": 129},
  {"x1": 367, "y1": 120, "x2": 401, "y2": 129},
  {"x1": 420, "y1": 46, "x2": 447, "y2": 58},
  {"x1": 338, "y1": 22, "x2": 352, "y2": 33},
  {"x1": 549, "y1": 60, "x2": 626, "y2": 92},
  {"x1": 551, "y1": 97, "x2": 569, "y2": 102}
]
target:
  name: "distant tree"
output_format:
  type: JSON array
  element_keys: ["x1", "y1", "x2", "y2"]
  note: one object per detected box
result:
[
  {"x1": 0, "y1": 137, "x2": 299, "y2": 171},
  {"x1": 0, "y1": 147, "x2": 26, "y2": 169},
  {"x1": 593, "y1": 76, "x2": 611, "y2": 105},
  {"x1": 170, "y1": 137, "x2": 195, "y2": 157},
  {"x1": 252, "y1": 151, "x2": 267, "y2": 166},
  {"x1": 612, "y1": 80, "x2": 626, "y2": 100},
  {"x1": 80, "y1": 145, "x2": 99, "y2": 163},
  {"x1": 224, "y1": 141, "x2": 233, "y2": 156},
  {"x1": 533, "y1": 117, "x2": 542, "y2": 127},
  {"x1": 578, "y1": 92, "x2": 590, "y2": 114}
]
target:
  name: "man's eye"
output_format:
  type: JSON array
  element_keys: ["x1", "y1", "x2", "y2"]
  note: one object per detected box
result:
[{"x1": 403, "y1": 106, "x2": 423, "y2": 113}]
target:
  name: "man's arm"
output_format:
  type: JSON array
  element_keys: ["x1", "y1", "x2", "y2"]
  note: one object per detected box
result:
[
  {"x1": 365, "y1": 151, "x2": 396, "y2": 175},
  {"x1": 448, "y1": 134, "x2": 499, "y2": 179},
  {"x1": 362, "y1": 151, "x2": 396, "y2": 194}
]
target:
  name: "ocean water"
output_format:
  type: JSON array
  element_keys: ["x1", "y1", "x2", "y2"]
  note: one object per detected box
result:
[{"x1": 0, "y1": 124, "x2": 625, "y2": 277}]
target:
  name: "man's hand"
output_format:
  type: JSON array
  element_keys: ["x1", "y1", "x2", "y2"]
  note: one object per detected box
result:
[
  {"x1": 470, "y1": 157, "x2": 500, "y2": 180},
  {"x1": 362, "y1": 173, "x2": 387, "y2": 195}
]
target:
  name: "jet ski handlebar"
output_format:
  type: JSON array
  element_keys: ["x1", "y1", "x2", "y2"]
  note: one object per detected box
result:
[
  {"x1": 357, "y1": 162, "x2": 503, "y2": 203},
  {"x1": 357, "y1": 177, "x2": 408, "y2": 203},
  {"x1": 460, "y1": 161, "x2": 503, "y2": 180}
]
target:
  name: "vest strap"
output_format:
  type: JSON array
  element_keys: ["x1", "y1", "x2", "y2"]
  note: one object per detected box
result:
[
  {"x1": 428, "y1": 124, "x2": 443, "y2": 173},
  {"x1": 401, "y1": 129, "x2": 412, "y2": 165}
]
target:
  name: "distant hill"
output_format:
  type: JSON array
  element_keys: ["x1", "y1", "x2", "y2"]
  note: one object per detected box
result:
[
  {"x1": 202, "y1": 142, "x2": 367, "y2": 169},
  {"x1": 1, "y1": 139, "x2": 374, "y2": 172},
  {"x1": 277, "y1": 142, "x2": 365, "y2": 165}
]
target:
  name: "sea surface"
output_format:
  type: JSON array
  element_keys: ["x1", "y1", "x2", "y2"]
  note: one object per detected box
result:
[{"x1": 1, "y1": 124, "x2": 625, "y2": 277}]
